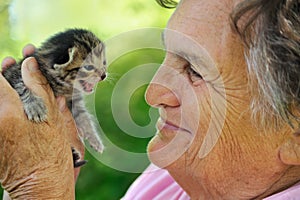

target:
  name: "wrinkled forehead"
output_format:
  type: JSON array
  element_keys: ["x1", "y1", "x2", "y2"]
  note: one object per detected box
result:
[
  {"x1": 168, "y1": 0, "x2": 234, "y2": 34},
  {"x1": 165, "y1": 0, "x2": 244, "y2": 63},
  {"x1": 162, "y1": 28, "x2": 215, "y2": 68}
]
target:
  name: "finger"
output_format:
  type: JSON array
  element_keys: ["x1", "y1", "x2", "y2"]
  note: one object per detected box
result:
[
  {"x1": 0, "y1": 73, "x2": 21, "y2": 115},
  {"x1": 57, "y1": 96, "x2": 84, "y2": 154},
  {"x1": 1, "y1": 57, "x2": 16, "y2": 72},
  {"x1": 22, "y1": 44, "x2": 35, "y2": 57},
  {"x1": 0, "y1": 73, "x2": 16, "y2": 100},
  {"x1": 57, "y1": 96, "x2": 85, "y2": 180}
]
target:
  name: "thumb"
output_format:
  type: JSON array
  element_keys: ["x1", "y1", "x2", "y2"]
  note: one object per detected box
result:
[
  {"x1": 22, "y1": 57, "x2": 48, "y2": 87},
  {"x1": 21, "y1": 57, "x2": 56, "y2": 106},
  {"x1": 21, "y1": 57, "x2": 50, "y2": 96}
]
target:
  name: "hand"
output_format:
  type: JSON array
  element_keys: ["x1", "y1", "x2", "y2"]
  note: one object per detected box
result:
[{"x1": 0, "y1": 45, "x2": 84, "y2": 199}]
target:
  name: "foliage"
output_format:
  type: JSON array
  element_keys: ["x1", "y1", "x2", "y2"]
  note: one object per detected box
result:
[
  {"x1": 0, "y1": 0, "x2": 173, "y2": 199},
  {"x1": 0, "y1": 0, "x2": 20, "y2": 58}
]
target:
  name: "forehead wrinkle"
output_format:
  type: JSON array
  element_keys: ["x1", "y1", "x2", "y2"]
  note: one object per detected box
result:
[
  {"x1": 170, "y1": 0, "x2": 233, "y2": 37},
  {"x1": 164, "y1": 33, "x2": 214, "y2": 70}
]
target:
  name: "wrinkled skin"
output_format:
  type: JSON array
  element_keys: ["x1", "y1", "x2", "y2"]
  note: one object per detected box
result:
[
  {"x1": 146, "y1": 0, "x2": 300, "y2": 199},
  {"x1": 2, "y1": 0, "x2": 300, "y2": 199},
  {"x1": 0, "y1": 45, "x2": 84, "y2": 199}
]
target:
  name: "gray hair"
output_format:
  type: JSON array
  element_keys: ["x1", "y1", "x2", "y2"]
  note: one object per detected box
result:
[{"x1": 231, "y1": 0, "x2": 300, "y2": 128}]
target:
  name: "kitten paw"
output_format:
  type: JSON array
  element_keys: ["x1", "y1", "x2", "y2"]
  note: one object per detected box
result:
[
  {"x1": 88, "y1": 139, "x2": 104, "y2": 153},
  {"x1": 24, "y1": 97, "x2": 48, "y2": 122},
  {"x1": 72, "y1": 148, "x2": 87, "y2": 168}
]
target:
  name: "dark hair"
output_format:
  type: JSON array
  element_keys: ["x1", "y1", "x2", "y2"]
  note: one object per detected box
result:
[
  {"x1": 155, "y1": 0, "x2": 177, "y2": 8},
  {"x1": 230, "y1": 0, "x2": 300, "y2": 127}
]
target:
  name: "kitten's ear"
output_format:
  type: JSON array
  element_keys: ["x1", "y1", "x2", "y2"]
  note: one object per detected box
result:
[{"x1": 53, "y1": 46, "x2": 79, "y2": 70}]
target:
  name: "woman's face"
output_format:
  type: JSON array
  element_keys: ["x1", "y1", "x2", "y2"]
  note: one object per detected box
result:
[{"x1": 145, "y1": 0, "x2": 291, "y2": 198}]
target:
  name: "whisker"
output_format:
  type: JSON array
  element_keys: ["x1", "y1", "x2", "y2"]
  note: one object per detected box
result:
[{"x1": 104, "y1": 72, "x2": 120, "y2": 85}]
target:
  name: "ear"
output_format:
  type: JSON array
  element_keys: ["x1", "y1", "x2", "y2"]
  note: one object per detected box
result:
[
  {"x1": 53, "y1": 46, "x2": 79, "y2": 70},
  {"x1": 278, "y1": 131, "x2": 300, "y2": 165}
]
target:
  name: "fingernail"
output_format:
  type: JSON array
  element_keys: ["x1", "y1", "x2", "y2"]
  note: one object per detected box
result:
[
  {"x1": 26, "y1": 57, "x2": 39, "y2": 72},
  {"x1": 74, "y1": 160, "x2": 88, "y2": 168}
]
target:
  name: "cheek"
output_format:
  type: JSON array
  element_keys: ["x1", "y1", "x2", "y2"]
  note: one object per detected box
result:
[
  {"x1": 183, "y1": 82, "x2": 215, "y2": 159},
  {"x1": 166, "y1": 83, "x2": 231, "y2": 180},
  {"x1": 148, "y1": 80, "x2": 216, "y2": 168}
]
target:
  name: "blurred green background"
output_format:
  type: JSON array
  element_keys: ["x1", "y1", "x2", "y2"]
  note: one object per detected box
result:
[{"x1": 0, "y1": 0, "x2": 173, "y2": 199}]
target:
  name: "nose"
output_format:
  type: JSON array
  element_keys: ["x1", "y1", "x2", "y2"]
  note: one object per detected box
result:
[
  {"x1": 101, "y1": 73, "x2": 106, "y2": 80},
  {"x1": 97, "y1": 70, "x2": 106, "y2": 80},
  {"x1": 145, "y1": 82, "x2": 180, "y2": 108}
]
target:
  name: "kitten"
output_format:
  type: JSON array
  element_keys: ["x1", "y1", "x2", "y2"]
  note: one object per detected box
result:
[{"x1": 2, "y1": 28, "x2": 106, "y2": 167}]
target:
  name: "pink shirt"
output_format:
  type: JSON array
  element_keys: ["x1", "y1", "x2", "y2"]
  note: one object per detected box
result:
[{"x1": 122, "y1": 164, "x2": 300, "y2": 200}]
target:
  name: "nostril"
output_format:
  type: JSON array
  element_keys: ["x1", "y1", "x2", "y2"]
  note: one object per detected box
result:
[{"x1": 101, "y1": 73, "x2": 106, "y2": 80}]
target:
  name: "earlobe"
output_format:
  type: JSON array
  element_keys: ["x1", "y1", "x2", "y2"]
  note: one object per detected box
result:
[
  {"x1": 278, "y1": 133, "x2": 300, "y2": 165},
  {"x1": 53, "y1": 46, "x2": 79, "y2": 70}
]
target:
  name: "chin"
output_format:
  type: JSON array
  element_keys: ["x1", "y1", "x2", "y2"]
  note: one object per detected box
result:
[{"x1": 147, "y1": 130, "x2": 192, "y2": 168}]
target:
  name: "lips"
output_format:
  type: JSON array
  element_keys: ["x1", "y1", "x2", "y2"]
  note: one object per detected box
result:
[{"x1": 156, "y1": 118, "x2": 190, "y2": 133}]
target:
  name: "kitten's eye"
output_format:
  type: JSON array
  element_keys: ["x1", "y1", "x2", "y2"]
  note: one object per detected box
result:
[
  {"x1": 103, "y1": 60, "x2": 106, "y2": 65},
  {"x1": 84, "y1": 65, "x2": 95, "y2": 71},
  {"x1": 187, "y1": 64, "x2": 203, "y2": 83}
]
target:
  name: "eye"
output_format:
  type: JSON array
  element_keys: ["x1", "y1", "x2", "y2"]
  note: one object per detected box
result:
[
  {"x1": 84, "y1": 65, "x2": 95, "y2": 71},
  {"x1": 187, "y1": 64, "x2": 203, "y2": 84},
  {"x1": 103, "y1": 60, "x2": 107, "y2": 65}
]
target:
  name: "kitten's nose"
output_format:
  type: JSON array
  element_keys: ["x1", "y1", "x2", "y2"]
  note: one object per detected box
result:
[{"x1": 100, "y1": 73, "x2": 106, "y2": 80}]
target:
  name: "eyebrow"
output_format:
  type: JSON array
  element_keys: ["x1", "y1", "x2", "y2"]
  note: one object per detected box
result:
[
  {"x1": 161, "y1": 30, "x2": 214, "y2": 70},
  {"x1": 180, "y1": 51, "x2": 211, "y2": 70}
]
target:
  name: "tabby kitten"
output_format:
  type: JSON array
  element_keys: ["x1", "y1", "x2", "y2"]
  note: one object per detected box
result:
[{"x1": 2, "y1": 29, "x2": 106, "y2": 167}]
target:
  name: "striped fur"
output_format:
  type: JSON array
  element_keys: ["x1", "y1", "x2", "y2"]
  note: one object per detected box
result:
[{"x1": 3, "y1": 29, "x2": 107, "y2": 166}]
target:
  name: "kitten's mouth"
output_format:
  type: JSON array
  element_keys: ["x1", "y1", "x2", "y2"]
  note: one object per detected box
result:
[{"x1": 79, "y1": 80, "x2": 94, "y2": 93}]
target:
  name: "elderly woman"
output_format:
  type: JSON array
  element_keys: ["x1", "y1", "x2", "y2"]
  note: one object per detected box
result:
[
  {"x1": 1, "y1": 0, "x2": 300, "y2": 199},
  {"x1": 122, "y1": 0, "x2": 300, "y2": 199},
  {"x1": 123, "y1": 0, "x2": 300, "y2": 199}
]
